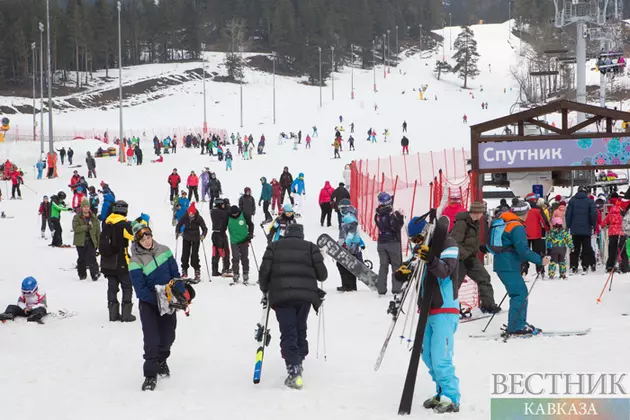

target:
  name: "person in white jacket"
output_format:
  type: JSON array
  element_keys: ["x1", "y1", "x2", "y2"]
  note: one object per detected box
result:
[
  {"x1": 0, "y1": 277, "x2": 48, "y2": 322},
  {"x1": 343, "y1": 164, "x2": 351, "y2": 192}
]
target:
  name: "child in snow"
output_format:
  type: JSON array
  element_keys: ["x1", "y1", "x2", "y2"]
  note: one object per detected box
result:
[
  {"x1": 172, "y1": 191, "x2": 190, "y2": 226},
  {"x1": 38, "y1": 195, "x2": 51, "y2": 238},
  {"x1": 0, "y1": 277, "x2": 47, "y2": 323},
  {"x1": 336, "y1": 206, "x2": 364, "y2": 292},
  {"x1": 267, "y1": 203, "x2": 297, "y2": 243},
  {"x1": 88, "y1": 186, "x2": 100, "y2": 216},
  {"x1": 36, "y1": 160, "x2": 45, "y2": 179},
  {"x1": 603, "y1": 205, "x2": 624, "y2": 272},
  {"x1": 225, "y1": 149, "x2": 233, "y2": 171},
  {"x1": 72, "y1": 186, "x2": 86, "y2": 213},
  {"x1": 545, "y1": 217, "x2": 574, "y2": 279}
]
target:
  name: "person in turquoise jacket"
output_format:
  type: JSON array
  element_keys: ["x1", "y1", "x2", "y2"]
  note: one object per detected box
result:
[
  {"x1": 35, "y1": 160, "x2": 45, "y2": 179},
  {"x1": 490, "y1": 201, "x2": 549, "y2": 335},
  {"x1": 259, "y1": 177, "x2": 273, "y2": 222},
  {"x1": 174, "y1": 191, "x2": 190, "y2": 222},
  {"x1": 291, "y1": 172, "x2": 305, "y2": 213}
]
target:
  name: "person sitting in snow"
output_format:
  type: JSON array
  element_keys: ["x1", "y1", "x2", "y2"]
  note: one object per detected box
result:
[{"x1": 0, "y1": 277, "x2": 47, "y2": 323}]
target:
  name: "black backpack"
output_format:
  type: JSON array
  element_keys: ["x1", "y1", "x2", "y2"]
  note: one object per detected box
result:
[{"x1": 99, "y1": 223, "x2": 117, "y2": 258}]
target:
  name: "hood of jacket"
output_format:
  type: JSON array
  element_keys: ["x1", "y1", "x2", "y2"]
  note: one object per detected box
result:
[
  {"x1": 573, "y1": 191, "x2": 588, "y2": 200},
  {"x1": 455, "y1": 211, "x2": 473, "y2": 224},
  {"x1": 105, "y1": 213, "x2": 128, "y2": 225}
]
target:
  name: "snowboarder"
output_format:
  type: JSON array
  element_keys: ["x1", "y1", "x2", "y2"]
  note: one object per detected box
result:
[
  {"x1": 546, "y1": 217, "x2": 574, "y2": 279},
  {"x1": 374, "y1": 191, "x2": 404, "y2": 295},
  {"x1": 176, "y1": 202, "x2": 208, "y2": 282},
  {"x1": 168, "y1": 169, "x2": 181, "y2": 203},
  {"x1": 73, "y1": 199, "x2": 101, "y2": 281},
  {"x1": 291, "y1": 173, "x2": 306, "y2": 214},
  {"x1": 337, "y1": 206, "x2": 364, "y2": 292},
  {"x1": 0, "y1": 277, "x2": 47, "y2": 323},
  {"x1": 239, "y1": 187, "x2": 256, "y2": 220},
  {"x1": 318, "y1": 181, "x2": 334, "y2": 227},
  {"x1": 258, "y1": 223, "x2": 327, "y2": 389},
  {"x1": 259, "y1": 177, "x2": 273, "y2": 223},
  {"x1": 267, "y1": 203, "x2": 297, "y2": 243},
  {"x1": 211, "y1": 198, "x2": 231, "y2": 277},
  {"x1": 38, "y1": 195, "x2": 51, "y2": 238},
  {"x1": 401, "y1": 136, "x2": 410, "y2": 155},
  {"x1": 227, "y1": 205, "x2": 254, "y2": 284},
  {"x1": 187, "y1": 171, "x2": 199, "y2": 202},
  {"x1": 50, "y1": 192, "x2": 72, "y2": 247},
  {"x1": 279, "y1": 167, "x2": 294, "y2": 205}
]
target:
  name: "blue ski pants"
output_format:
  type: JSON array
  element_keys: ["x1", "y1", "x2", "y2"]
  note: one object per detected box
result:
[
  {"x1": 274, "y1": 301, "x2": 310, "y2": 367},
  {"x1": 422, "y1": 313, "x2": 460, "y2": 404},
  {"x1": 497, "y1": 271, "x2": 527, "y2": 332}
]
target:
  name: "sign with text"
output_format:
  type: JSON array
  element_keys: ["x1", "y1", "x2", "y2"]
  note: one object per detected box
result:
[{"x1": 478, "y1": 137, "x2": 630, "y2": 171}]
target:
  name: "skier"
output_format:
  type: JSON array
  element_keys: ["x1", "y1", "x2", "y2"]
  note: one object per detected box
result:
[
  {"x1": 38, "y1": 195, "x2": 51, "y2": 239},
  {"x1": 226, "y1": 148, "x2": 233, "y2": 170},
  {"x1": 483, "y1": 201, "x2": 549, "y2": 335},
  {"x1": 279, "y1": 167, "x2": 294, "y2": 205},
  {"x1": 100, "y1": 200, "x2": 136, "y2": 322},
  {"x1": 401, "y1": 136, "x2": 410, "y2": 155},
  {"x1": 331, "y1": 182, "x2": 350, "y2": 228},
  {"x1": 602, "y1": 205, "x2": 623, "y2": 272},
  {"x1": 239, "y1": 187, "x2": 257, "y2": 220},
  {"x1": 337, "y1": 206, "x2": 364, "y2": 292},
  {"x1": 99, "y1": 184, "x2": 116, "y2": 228},
  {"x1": 50, "y1": 192, "x2": 72, "y2": 247},
  {"x1": 200, "y1": 168, "x2": 211, "y2": 202},
  {"x1": 211, "y1": 198, "x2": 231, "y2": 277},
  {"x1": 227, "y1": 205, "x2": 254, "y2": 284},
  {"x1": 57, "y1": 147, "x2": 66, "y2": 165},
  {"x1": 88, "y1": 186, "x2": 99, "y2": 216},
  {"x1": 209, "y1": 172, "x2": 222, "y2": 206},
  {"x1": 173, "y1": 191, "x2": 190, "y2": 224},
  {"x1": 126, "y1": 144, "x2": 135, "y2": 166},
  {"x1": 0, "y1": 277, "x2": 47, "y2": 323},
  {"x1": 312, "y1": 126, "x2": 318, "y2": 137},
  {"x1": 35, "y1": 159, "x2": 45, "y2": 179},
  {"x1": 267, "y1": 203, "x2": 297, "y2": 243},
  {"x1": 68, "y1": 148, "x2": 74, "y2": 165},
  {"x1": 451, "y1": 202, "x2": 501, "y2": 314},
  {"x1": 463, "y1": 114, "x2": 468, "y2": 124},
  {"x1": 350, "y1": 122, "x2": 354, "y2": 133},
  {"x1": 348, "y1": 135, "x2": 355, "y2": 151},
  {"x1": 270, "y1": 178, "x2": 282, "y2": 215},
  {"x1": 176, "y1": 202, "x2": 208, "y2": 282},
  {"x1": 258, "y1": 223, "x2": 327, "y2": 389},
  {"x1": 72, "y1": 199, "x2": 101, "y2": 281},
  {"x1": 259, "y1": 177, "x2": 273, "y2": 223},
  {"x1": 396, "y1": 217, "x2": 461, "y2": 413},
  {"x1": 318, "y1": 181, "x2": 334, "y2": 227},
  {"x1": 402, "y1": 120, "x2": 407, "y2": 132},
  {"x1": 305, "y1": 134, "x2": 312, "y2": 149},
  {"x1": 86, "y1": 152, "x2": 97, "y2": 178},
  {"x1": 291, "y1": 173, "x2": 306, "y2": 214},
  {"x1": 187, "y1": 171, "x2": 199, "y2": 202},
  {"x1": 546, "y1": 217, "x2": 574, "y2": 279},
  {"x1": 522, "y1": 193, "x2": 549, "y2": 277},
  {"x1": 167, "y1": 169, "x2": 181, "y2": 203},
  {"x1": 71, "y1": 186, "x2": 86, "y2": 213},
  {"x1": 10, "y1": 167, "x2": 22, "y2": 199},
  {"x1": 374, "y1": 191, "x2": 404, "y2": 295},
  {"x1": 297, "y1": 131, "x2": 301, "y2": 144},
  {"x1": 339, "y1": 115, "x2": 343, "y2": 123},
  {"x1": 171, "y1": 136, "x2": 177, "y2": 154},
  {"x1": 333, "y1": 137, "x2": 341, "y2": 158},
  {"x1": 129, "y1": 222, "x2": 190, "y2": 391}
]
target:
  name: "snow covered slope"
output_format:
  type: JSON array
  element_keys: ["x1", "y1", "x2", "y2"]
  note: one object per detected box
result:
[{"x1": 1, "y1": 21, "x2": 627, "y2": 420}]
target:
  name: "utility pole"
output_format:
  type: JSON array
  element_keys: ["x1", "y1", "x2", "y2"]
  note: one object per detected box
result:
[
  {"x1": 117, "y1": 1, "x2": 124, "y2": 161},
  {"x1": 395, "y1": 25, "x2": 399, "y2": 57},
  {"x1": 350, "y1": 44, "x2": 354, "y2": 99},
  {"x1": 272, "y1": 51, "x2": 276, "y2": 124},
  {"x1": 383, "y1": 34, "x2": 386, "y2": 78},
  {"x1": 449, "y1": 13, "x2": 452, "y2": 50},
  {"x1": 331, "y1": 46, "x2": 335, "y2": 100},
  {"x1": 387, "y1": 29, "x2": 391, "y2": 74},
  {"x1": 202, "y1": 51, "x2": 207, "y2": 134},
  {"x1": 419, "y1": 24, "x2": 423, "y2": 53},
  {"x1": 240, "y1": 47, "x2": 243, "y2": 128},
  {"x1": 32, "y1": 43, "x2": 36, "y2": 144},
  {"x1": 46, "y1": 0, "x2": 54, "y2": 155},
  {"x1": 39, "y1": 22, "x2": 44, "y2": 156},
  {"x1": 372, "y1": 40, "x2": 376, "y2": 92},
  {"x1": 318, "y1": 46, "x2": 322, "y2": 107}
]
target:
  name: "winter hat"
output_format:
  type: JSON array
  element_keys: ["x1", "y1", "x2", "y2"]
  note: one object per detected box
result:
[
  {"x1": 131, "y1": 220, "x2": 151, "y2": 240},
  {"x1": 43, "y1": 195, "x2": 49, "y2": 200},
  {"x1": 188, "y1": 202, "x2": 197, "y2": 215},
  {"x1": 244, "y1": 187, "x2": 251, "y2": 194},
  {"x1": 230, "y1": 205, "x2": 241, "y2": 215},
  {"x1": 559, "y1": 200, "x2": 567, "y2": 206},
  {"x1": 525, "y1": 192, "x2": 537, "y2": 201},
  {"x1": 283, "y1": 203, "x2": 293, "y2": 213},
  {"x1": 469, "y1": 202, "x2": 485, "y2": 214},
  {"x1": 551, "y1": 217, "x2": 563, "y2": 226},
  {"x1": 285, "y1": 223, "x2": 305, "y2": 239},
  {"x1": 100, "y1": 181, "x2": 106, "y2": 188},
  {"x1": 511, "y1": 200, "x2": 530, "y2": 216},
  {"x1": 554, "y1": 194, "x2": 562, "y2": 202},
  {"x1": 339, "y1": 182, "x2": 345, "y2": 187},
  {"x1": 81, "y1": 198, "x2": 90, "y2": 208}
]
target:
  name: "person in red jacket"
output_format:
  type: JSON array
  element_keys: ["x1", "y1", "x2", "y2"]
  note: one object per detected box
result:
[
  {"x1": 126, "y1": 144, "x2": 135, "y2": 166},
  {"x1": 602, "y1": 205, "x2": 627, "y2": 272},
  {"x1": 318, "y1": 181, "x2": 335, "y2": 227},
  {"x1": 187, "y1": 170, "x2": 200, "y2": 202},
  {"x1": 72, "y1": 186, "x2": 86, "y2": 213},
  {"x1": 271, "y1": 178, "x2": 282, "y2": 215},
  {"x1": 521, "y1": 193, "x2": 550, "y2": 277},
  {"x1": 10, "y1": 167, "x2": 22, "y2": 199},
  {"x1": 168, "y1": 168, "x2": 181, "y2": 203},
  {"x1": 441, "y1": 190, "x2": 467, "y2": 232},
  {"x1": 69, "y1": 171, "x2": 81, "y2": 193},
  {"x1": 38, "y1": 195, "x2": 52, "y2": 238}
]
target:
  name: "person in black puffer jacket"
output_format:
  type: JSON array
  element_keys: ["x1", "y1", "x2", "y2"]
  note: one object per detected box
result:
[
  {"x1": 258, "y1": 223, "x2": 327, "y2": 388},
  {"x1": 175, "y1": 202, "x2": 208, "y2": 281},
  {"x1": 565, "y1": 188, "x2": 597, "y2": 272},
  {"x1": 239, "y1": 187, "x2": 256, "y2": 219}
]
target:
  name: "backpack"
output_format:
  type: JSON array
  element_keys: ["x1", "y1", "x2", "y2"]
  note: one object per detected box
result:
[
  {"x1": 486, "y1": 218, "x2": 518, "y2": 255},
  {"x1": 99, "y1": 223, "x2": 117, "y2": 258}
]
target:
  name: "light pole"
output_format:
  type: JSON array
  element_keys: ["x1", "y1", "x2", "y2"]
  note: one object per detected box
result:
[
  {"x1": 383, "y1": 34, "x2": 386, "y2": 78},
  {"x1": 239, "y1": 47, "x2": 243, "y2": 128},
  {"x1": 39, "y1": 22, "x2": 44, "y2": 155},
  {"x1": 202, "y1": 51, "x2": 207, "y2": 134},
  {"x1": 117, "y1": 1, "x2": 123, "y2": 161},
  {"x1": 46, "y1": 0, "x2": 54, "y2": 155},
  {"x1": 449, "y1": 13, "x2": 452, "y2": 50},
  {"x1": 32, "y1": 42, "x2": 36, "y2": 143},
  {"x1": 331, "y1": 46, "x2": 335, "y2": 101},
  {"x1": 395, "y1": 25, "x2": 399, "y2": 58},
  {"x1": 350, "y1": 44, "x2": 354, "y2": 99},
  {"x1": 419, "y1": 24, "x2": 423, "y2": 53},
  {"x1": 372, "y1": 39, "x2": 376, "y2": 92},
  {"x1": 272, "y1": 51, "x2": 276, "y2": 124},
  {"x1": 387, "y1": 29, "x2": 391, "y2": 74},
  {"x1": 318, "y1": 46, "x2": 322, "y2": 107}
]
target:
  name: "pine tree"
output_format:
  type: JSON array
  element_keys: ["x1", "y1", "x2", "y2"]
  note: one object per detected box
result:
[
  {"x1": 433, "y1": 60, "x2": 452, "y2": 80},
  {"x1": 451, "y1": 25, "x2": 480, "y2": 88}
]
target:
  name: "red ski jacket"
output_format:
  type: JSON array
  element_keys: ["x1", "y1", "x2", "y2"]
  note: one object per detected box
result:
[
  {"x1": 168, "y1": 173, "x2": 181, "y2": 188},
  {"x1": 524, "y1": 207, "x2": 548, "y2": 240},
  {"x1": 603, "y1": 205, "x2": 624, "y2": 236},
  {"x1": 187, "y1": 175, "x2": 199, "y2": 187}
]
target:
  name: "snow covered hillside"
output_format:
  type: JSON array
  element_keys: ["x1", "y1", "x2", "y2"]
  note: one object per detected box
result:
[{"x1": 1, "y1": 21, "x2": 628, "y2": 420}]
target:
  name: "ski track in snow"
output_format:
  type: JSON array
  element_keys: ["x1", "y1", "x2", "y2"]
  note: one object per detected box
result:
[{"x1": 1, "y1": 21, "x2": 629, "y2": 420}]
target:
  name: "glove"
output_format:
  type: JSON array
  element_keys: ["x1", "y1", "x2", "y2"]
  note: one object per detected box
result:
[
  {"x1": 200, "y1": 235, "x2": 205, "y2": 241},
  {"x1": 260, "y1": 294, "x2": 268, "y2": 308},
  {"x1": 418, "y1": 245, "x2": 432, "y2": 263},
  {"x1": 479, "y1": 245, "x2": 488, "y2": 254},
  {"x1": 246, "y1": 233, "x2": 254, "y2": 242},
  {"x1": 395, "y1": 264, "x2": 412, "y2": 282}
]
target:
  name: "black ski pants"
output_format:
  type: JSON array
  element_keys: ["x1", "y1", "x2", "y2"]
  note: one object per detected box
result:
[
  {"x1": 139, "y1": 301, "x2": 177, "y2": 378},
  {"x1": 41, "y1": 216, "x2": 50, "y2": 234},
  {"x1": 458, "y1": 256, "x2": 496, "y2": 307},
  {"x1": 188, "y1": 186, "x2": 199, "y2": 202},
  {"x1": 337, "y1": 263, "x2": 357, "y2": 290},
  {"x1": 280, "y1": 186, "x2": 294, "y2": 205},
  {"x1": 231, "y1": 242, "x2": 249, "y2": 276},
  {"x1": 262, "y1": 200, "x2": 272, "y2": 221},
  {"x1": 606, "y1": 235, "x2": 630, "y2": 271},
  {"x1": 169, "y1": 187, "x2": 178, "y2": 203},
  {"x1": 521, "y1": 239, "x2": 545, "y2": 275},
  {"x1": 211, "y1": 232, "x2": 230, "y2": 273},
  {"x1": 107, "y1": 272, "x2": 133, "y2": 304},
  {"x1": 274, "y1": 301, "x2": 310, "y2": 367},
  {"x1": 3, "y1": 304, "x2": 47, "y2": 320},
  {"x1": 570, "y1": 235, "x2": 595, "y2": 270},
  {"x1": 50, "y1": 217, "x2": 62, "y2": 247},
  {"x1": 11, "y1": 184, "x2": 21, "y2": 199},
  {"x1": 181, "y1": 239, "x2": 200, "y2": 272},
  {"x1": 76, "y1": 240, "x2": 99, "y2": 279},
  {"x1": 320, "y1": 202, "x2": 332, "y2": 227}
]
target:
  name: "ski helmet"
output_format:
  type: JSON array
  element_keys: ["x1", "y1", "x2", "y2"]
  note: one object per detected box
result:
[
  {"x1": 283, "y1": 203, "x2": 293, "y2": 213},
  {"x1": 214, "y1": 198, "x2": 225, "y2": 208},
  {"x1": 338, "y1": 198, "x2": 352, "y2": 215},
  {"x1": 57, "y1": 191, "x2": 67, "y2": 200},
  {"x1": 112, "y1": 200, "x2": 129, "y2": 216},
  {"x1": 377, "y1": 192, "x2": 393, "y2": 206},
  {"x1": 21, "y1": 277, "x2": 38, "y2": 294},
  {"x1": 408, "y1": 217, "x2": 429, "y2": 241}
]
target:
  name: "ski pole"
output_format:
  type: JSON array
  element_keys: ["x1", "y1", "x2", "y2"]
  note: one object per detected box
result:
[
  {"x1": 22, "y1": 183, "x2": 38, "y2": 195},
  {"x1": 482, "y1": 292, "x2": 508, "y2": 333},
  {"x1": 596, "y1": 267, "x2": 615, "y2": 303},
  {"x1": 201, "y1": 241, "x2": 212, "y2": 282},
  {"x1": 250, "y1": 242, "x2": 259, "y2": 272},
  {"x1": 504, "y1": 273, "x2": 541, "y2": 343},
  {"x1": 174, "y1": 236, "x2": 179, "y2": 260}
]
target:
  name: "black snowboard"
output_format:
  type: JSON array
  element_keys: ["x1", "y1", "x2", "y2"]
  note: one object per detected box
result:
[
  {"x1": 316, "y1": 234, "x2": 378, "y2": 291},
  {"x1": 398, "y1": 215, "x2": 450, "y2": 415}
]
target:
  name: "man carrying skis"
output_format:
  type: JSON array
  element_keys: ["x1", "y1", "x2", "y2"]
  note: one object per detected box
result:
[
  {"x1": 258, "y1": 223, "x2": 328, "y2": 389},
  {"x1": 176, "y1": 202, "x2": 208, "y2": 282},
  {"x1": 227, "y1": 205, "x2": 254, "y2": 284},
  {"x1": 483, "y1": 201, "x2": 549, "y2": 335},
  {"x1": 259, "y1": 177, "x2": 273, "y2": 223},
  {"x1": 211, "y1": 198, "x2": 231, "y2": 277},
  {"x1": 395, "y1": 216, "x2": 460, "y2": 413},
  {"x1": 451, "y1": 202, "x2": 501, "y2": 314}
]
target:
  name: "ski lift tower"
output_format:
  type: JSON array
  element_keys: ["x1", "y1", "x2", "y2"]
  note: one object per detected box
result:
[{"x1": 553, "y1": 0, "x2": 622, "y2": 122}]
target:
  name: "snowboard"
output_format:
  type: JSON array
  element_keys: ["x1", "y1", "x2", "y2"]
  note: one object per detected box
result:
[
  {"x1": 398, "y1": 215, "x2": 450, "y2": 416},
  {"x1": 469, "y1": 328, "x2": 591, "y2": 340},
  {"x1": 316, "y1": 234, "x2": 378, "y2": 291}
]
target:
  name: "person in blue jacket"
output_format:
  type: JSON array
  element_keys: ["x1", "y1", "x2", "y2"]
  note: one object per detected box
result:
[
  {"x1": 35, "y1": 160, "x2": 45, "y2": 179},
  {"x1": 565, "y1": 187, "x2": 597, "y2": 273},
  {"x1": 336, "y1": 206, "x2": 364, "y2": 292},
  {"x1": 99, "y1": 186, "x2": 116, "y2": 227},
  {"x1": 173, "y1": 191, "x2": 190, "y2": 223},
  {"x1": 291, "y1": 172, "x2": 305, "y2": 214},
  {"x1": 489, "y1": 201, "x2": 549, "y2": 335},
  {"x1": 395, "y1": 216, "x2": 461, "y2": 414}
]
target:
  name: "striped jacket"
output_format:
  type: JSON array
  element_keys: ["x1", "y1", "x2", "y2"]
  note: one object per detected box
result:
[
  {"x1": 420, "y1": 236, "x2": 460, "y2": 315},
  {"x1": 129, "y1": 241, "x2": 181, "y2": 306}
]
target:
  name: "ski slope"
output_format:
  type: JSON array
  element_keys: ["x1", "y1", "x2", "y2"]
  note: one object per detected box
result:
[{"x1": 1, "y1": 21, "x2": 629, "y2": 420}]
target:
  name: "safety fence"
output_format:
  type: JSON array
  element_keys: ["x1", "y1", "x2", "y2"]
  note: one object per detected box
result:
[{"x1": 350, "y1": 147, "x2": 480, "y2": 310}]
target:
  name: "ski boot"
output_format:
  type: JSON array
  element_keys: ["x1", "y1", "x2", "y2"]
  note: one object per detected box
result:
[
  {"x1": 212, "y1": 270, "x2": 222, "y2": 277},
  {"x1": 181, "y1": 269, "x2": 188, "y2": 279},
  {"x1": 560, "y1": 274, "x2": 567, "y2": 280},
  {"x1": 433, "y1": 396, "x2": 459, "y2": 414},
  {"x1": 284, "y1": 365, "x2": 303, "y2": 390},
  {"x1": 27, "y1": 312, "x2": 45, "y2": 324},
  {"x1": 423, "y1": 395, "x2": 441, "y2": 409},
  {"x1": 459, "y1": 306, "x2": 473, "y2": 319},
  {"x1": 0, "y1": 313, "x2": 14, "y2": 321},
  {"x1": 108, "y1": 302, "x2": 121, "y2": 322},
  {"x1": 92, "y1": 272, "x2": 101, "y2": 282},
  {"x1": 142, "y1": 376, "x2": 157, "y2": 391},
  {"x1": 505, "y1": 324, "x2": 542, "y2": 337},
  {"x1": 79, "y1": 275, "x2": 87, "y2": 281},
  {"x1": 158, "y1": 361, "x2": 170, "y2": 377},
  {"x1": 231, "y1": 273, "x2": 240, "y2": 285},
  {"x1": 192, "y1": 270, "x2": 201, "y2": 284},
  {"x1": 121, "y1": 303, "x2": 136, "y2": 322},
  {"x1": 243, "y1": 273, "x2": 249, "y2": 285},
  {"x1": 480, "y1": 303, "x2": 502, "y2": 314}
]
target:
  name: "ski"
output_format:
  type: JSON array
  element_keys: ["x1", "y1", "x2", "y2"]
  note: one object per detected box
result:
[
  {"x1": 316, "y1": 233, "x2": 378, "y2": 290},
  {"x1": 469, "y1": 328, "x2": 591, "y2": 340},
  {"x1": 253, "y1": 296, "x2": 272, "y2": 384},
  {"x1": 460, "y1": 313, "x2": 493, "y2": 324},
  {"x1": 398, "y1": 215, "x2": 450, "y2": 415}
]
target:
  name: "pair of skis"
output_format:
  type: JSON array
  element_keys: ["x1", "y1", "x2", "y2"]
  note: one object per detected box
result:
[{"x1": 253, "y1": 294, "x2": 271, "y2": 384}]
